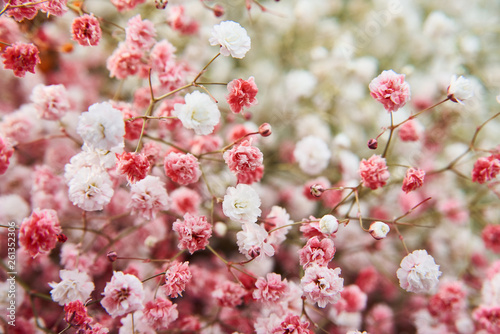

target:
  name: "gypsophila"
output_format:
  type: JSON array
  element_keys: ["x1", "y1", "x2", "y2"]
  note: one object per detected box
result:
[
  {"x1": 222, "y1": 184, "x2": 261, "y2": 224},
  {"x1": 174, "y1": 91, "x2": 220, "y2": 135},
  {"x1": 396, "y1": 249, "x2": 442, "y2": 294},
  {"x1": 209, "y1": 21, "x2": 251, "y2": 59}
]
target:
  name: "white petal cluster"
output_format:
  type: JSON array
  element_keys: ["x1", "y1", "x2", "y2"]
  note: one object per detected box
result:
[
  {"x1": 319, "y1": 215, "x2": 339, "y2": 235},
  {"x1": 129, "y1": 175, "x2": 170, "y2": 220},
  {"x1": 49, "y1": 269, "x2": 95, "y2": 305},
  {"x1": 68, "y1": 165, "x2": 114, "y2": 211},
  {"x1": 369, "y1": 221, "x2": 390, "y2": 240},
  {"x1": 447, "y1": 75, "x2": 474, "y2": 104},
  {"x1": 293, "y1": 135, "x2": 332, "y2": 175},
  {"x1": 222, "y1": 184, "x2": 261, "y2": 224},
  {"x1": 209, "y1": 21, "x2": 251, "y2": 59},
  {"x1": 397, "y1": 249, "x2": 442, "y2": 294},
  {"x1": 174, "y1": 91, "x2": 220, "y2": 135},
  {"x1": 236, "y1": 222, "x2": 275, "y2": 260},
  {"x1": 77, "y1": 102, "x2": 125, "y2": 151}
]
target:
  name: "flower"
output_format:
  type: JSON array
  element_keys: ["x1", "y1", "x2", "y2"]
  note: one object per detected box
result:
[
  {"x1": 110, "y1": 0, "x2": 146, "y2": 12},
  {"x1": 319, "y1": 214, "x2": 339, "y2": 235},
  {"x1": 369, "y1": 70, "x2": 411, "y2": 112},
  {"x1": 223, "y1": 139, "x2": 263, "y2": 179},
  {"x1": 236, "y1": 222, "x2": 275, "y2": 260},
  {"x1": 64, "y1": 300, "x2": 92, "y2": 329},
  {"x1": 19, "y1": 209, "x2": 62, "y2": 258},
  {"x1": 396, "y1": 249, "x2": 441, "y2": 293},
  {"x1": 49, "y1": 269, "x2": 95, "y2": 306},
  {"x1": 358, "y1": 154, "x2": 390, "y2": 190},
  {"x1": 164, "y1": 152, "x2": 202, "y2": 185},
  {"x1": 67, "y1": 166, "x2": 114, "y2": 211},
  {"x1": 172, "y1": 213, "x2": 212, "y2": 254},
  {"x1": 116, "y1": 152, "x2": 150, "y2": 183},
  {"x1": 253, "y1": 273, "x2": 289, "y2": 302},
  {"x1": 301, "y1": 264, "x2": 344, "y2": 308},
  {"x1": 125, "y1": 14, "x2": 157, "y2": 50},
  {"x1": 163, "y1": 261, "x2": 192, "y2": 298},
  {"x1": 299, "y1": 236, "x2": 336, "y2": 268},
  {"x1": 369, "y1": 221, "x2": 390, "y2": 240},
  {"x1": 482, "y1": 225, "x2": 500, "y2": 253},
  {"x1": 222, "y1": 184, "x2": 261, "y2": 223},
  {"x1": 174, "y1": 91, "x2": 220, "y2": 135},
  {"x1": 2, "y1": 42, "x2": 40, "y2": 77},
  {"x1": 398, "y1": 119, "x2": 422, "y2": 142},
  {"x1": 143, "y1": 297, "x2": 178, "y2": 330},
  {"x1": 471, "y1": 155, "x2": 500, "y2": 184},
  {"x1": 226, "y1": 77, "x2": 258, "y2": 114},
  {"x1": 71, "y1": 14, "x2": 102, "y2": 46},
  {"x1": 402, "y1": 168, "x2": 426, "y2": 193},
  {"x1": 106, "y1": 42, "x2": 144, "y2": 79},
  {"x1": 209, "y1": 21, "x2": 251, "y2": 59},
  {"x1": 0, "y1": 136, "x2": 14, "y2": 175},
  {"x1": 212, "y1": 281, "x2": 247, "y2": 307},
  {"x1": 447, "y1": 75, "x2": 474, "y2": 104},
  {"x1": 293, "y1": 136, "x2": 331, "y2": 175},
  {"x1": 101, "y1": 271, "x2": 145, "y2": 318},
  {"x1": 30, "y1": 84, "x2": 70, "y2": 121},
  {"x1": 271, "y1": 314, "x2": 312, "y2": 334},
  {"x1": 129, "y1": 175, "x2": 170, "y2": 219}
]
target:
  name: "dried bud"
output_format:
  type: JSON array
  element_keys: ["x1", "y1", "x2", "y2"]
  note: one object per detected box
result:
[
  {"x1": 319, "y1": 215, "x2": 339, "y2": 235},
  {"x1": 213, "y1": 4, "x2": 225, "y2": 17},
  {"x1": 57, "y1": 233, "x2": 68, "y2": 243},
  {"x1": 310, "y1": 183, "x2": 325, "y2": 197},
  {"x1": 367, "y1": 138, "x2": 378, "y2": 150},
  {"x1": 107, "y1": 251, "x2": 118, "y2": 262},
  {"x1": 369, "y1": 221, "x2": 390, "y2": 240},
  {"x1": 259, "y1": 123, "x2": 272, "y2": 137}
]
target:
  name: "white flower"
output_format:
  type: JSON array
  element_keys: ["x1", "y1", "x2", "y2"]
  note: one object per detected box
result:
[
  {"x1": 129, "y1": 175, "x2": 170, "y2": 220},
  {"x1": 396, "y1": 249, "x2": 442, "y2": 294},
  {"x1": 49, "y1": 269, "x2": 95, "y2": 305},
  {"x1": 209, "y1": 21, "x2": 251, "y2": 59},
  {"x1": 222, "y1": 184, "x2": 261, "y2": 223},
  {"x1": 174, "y1": 91, "x2": 220, "y2": 135},
  {"x1": 77, "y1": 102, "x2": 125, "y2": 150},
  {"x1": 64, "y1": 145, "x2": 120, "y2": 181},
  {"x1": 30, "y1": 84, "x2": 70, "y2": 121},
  {"x1": 293, "y1": 135, "x2": 331, "y2": 175},
  {"x1": 369, "y1": 221, "x2": 390, "y2": 240},
  {"x1": 319, "y1": 215, "x2": 339, "y2": 235},
  {"x1": 236, "y1": 222, "x2": 275, "y2": 260},
  {"x1": 68, "y1": 166, "x2": 114, "y2": 211},
  {"x1": 447, "y1": 75, "x2": 474, "y2": 104}
]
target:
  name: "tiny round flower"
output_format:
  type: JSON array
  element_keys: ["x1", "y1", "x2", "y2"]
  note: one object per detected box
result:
[
  {"x1": 143, "y1": 297, "x2": 178, "y2": 330},
  {"x1": 482, "y1": 224, "x2": 500, "y2": 253},
  {"x1": 396, "y1": 249, "x2": 442, "y2": 294},
  {"x1": 236, "y1": 222, "x2": 274, "y2": 260},
  {"x1": 310, "y1": 184, "x2": 325, "y2": 198},
  {"x1": 299, "y1": 236, "x2": 336, "y2": 268},
  {"x1": 19, "y1": 209, "x2": 62, "y2": 258},
  {"x1": 301, "y1": 264, "x2": 344, "y2": 308},
  {"x1": 359, "y1": 154, "x2": 390, "y2": 190},
  {"x1": 111, "y1": 0, "x2": 146, "y2": 12},
  {"x1": 369, "y1": 70, "x2": 411, "y2": 112},
  {"x1": 68, "y1": 166, "x2": 114, "y2": 211},
  {"x1": 212, "y1": 280, "x2": 247, "y2": 307},
  {"x1": 2, "y1": 42, "x2": 41, "y2": 77},
  {"x1": 209, "y1": 20, "x2": 251, "y2": 59},
  {"x1": 293, "y1": 136, "x2": 332, "y2": 175},
  {"x1": 101, "y1": 271, "x2": 145, "y2": 318},
  {"x1": 172, "y1": 213, "x2": 212, "y2": 254},
  {"x1": 473, "y1": 305, "x2": 500, "y2": 334},
  {"x1": 472, "y1": 155, "x2": 500, "y2": 184},
  {"x1": 174, "y1": 91, "x2": 221, "y2": 135},
  {"x1": 64, "y1": 300, "x2": 92, "y2": 329},
  {"x1": 125, "y1": 14, "x2": 157, "y2": 51},
  {"x1": 271, "y1": 314, "x2": 313, "y2": 334},
  {"x1": 30, "y1": 84, "x2": 70, "y2": 121},
  {"x1": 367, "y1": 138, "x2": 378, "y2": 150},
  {"x1": 369, "y1": 221, "x2": 390, "y2": 240},
  {"x1": 71, "y1": 14, "x2": 102, "y2": 46},
  {"x1": 0, "y1": 136, "x2": 14, "y2": 175},
  {"x1": 253, "y1": 273, "x2": 289, "y2": 303},
  {"x1": 164, "y1": 152, "x2": 201, "y2": 185},
  {"x1": 223, "y1": 139, "x2": 263, "y2": 178},
  {"x1": 319, "y1": 215, "x2": 339, "y2": 235},
  {"x1": 49, "y1": 269, "x2": 95, "y2": 306},
  {"x1": 226, "y1": 77, "x2": 258, "y2": 114},
  {"x1": 447, "y1": 75, "x2": 474, "y2": 104},
  {"x1": 213, "y1": 4, "x2": 225, "y2": 17},
  {"x1": 398, "y1": 119, "x2": 422, "y2": 142},
  {"x1": 116, "y1": 152, "x2": 150, "y2": 183},
  {"x1": 106, "y1": 42, "x2": 144, "y2": 79},
  {"x1": 164, "y1": 261, "x2": 192, "y2": 298},
  {"x1": 258, "y1": 123, "x2": 272, "y2": 137},
  {"x1": 402, "y1": 168, "x2": 426, "y2": 193},
  {"x1": 222, "y1": 184, "x2": 261, "y2": 223},
  {"x1": 107, "y1": 251, "x2": 118, "y2": 262},
  {"x1": 129, "y1": 175, "x2": 170, "y2": 220}
]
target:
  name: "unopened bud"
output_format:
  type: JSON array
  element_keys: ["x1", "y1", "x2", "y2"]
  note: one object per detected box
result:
[
  {"x1": 57, "y1": 233, "x2": 68, "y2": 243},
  {"x1": 107, "y1": 251, "x2": 118, "y2": 262},
  {"x1": 214, "y1": 222, "x2": 227, "y2": 237},
  {"x1": 259, "y1": 123, "x2": 272, "y2": 137},
  {"x1": 213, "y1": 4, "x2": 225, "y2": 17},
  {"x1": 369, "y1": 221, "x2": 390, "y2": 240},
  {"x1": 319, "y1": 215, "x2": 339, "y2": 235},
  {"x1": 367, "y1": 138, "x2": 378, "y2": 150},
  {"x1": 310, "y1": 184, "x2": 325, "y2": 197}
]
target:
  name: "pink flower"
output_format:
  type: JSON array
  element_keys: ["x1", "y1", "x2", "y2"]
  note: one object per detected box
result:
[
  {"x1": 263, "y1": 205, "x2": 292, "y2": 247},
  {"x1": 252, "y1": 273, "x2": 289, "y2": 303},
  {"x1": 163, "y1": 261, "x2": 192, "y2": 298},
  {"x1": 396, "y1": 249, "x2": 441, "y2": 293},
  {"x1": 106, "y1": 43, "x2": 144, "y2": 79},
  {"x1": 30, "y1": 84, "x2": 70, "y2": 121},
  {"x1": 39, "y1": 0, "x2": 68, "y2": 17},
  {"x1": 398, "y1": 120, "x2": 421, "y2": 142},
  {"x1": 0, "y1": 136, "x2": 14, "y2": 175},
  {"x1": 271, "y1": 314, "x2": 313, "y2": 334},
  {"x1": 101, "y1": 271, "x2": 145, "y2": 318},
  {"x1": 110, "y1": 101, "x2": 144, "y2": 141},
  {"x1": 150, "y1": 40, "x2": 177, "y2": 73},
  {"x1": 71, "y1": 14, "x2": 102, "y2": 46},
  {"x1": 2, "y1": 42, "x2": 40, "y2": 77},
  {"x1": 164, "y1": 152, "x2": 201, "y2": 185},
  {"x1": 236, "y1": 165, "x2": 264, "y2": 184},
  {"x1": 223, "y1": 139, "x2": 263, "y2": 179},
  {"x1": 110, "y1": 0, "x2": 146, "y2": 12},
  {"x1": 190, "y1": 135, "x2": 222, "y2": 155},
  {"x1": 359, "y1": 154, "x2": 390, "y2": 190},
  {"x1": 125, "y1": 15, "x2": 157, "y2": 51},
  {"x1": 212, "y1": 281, "x2": 247, "y2": 307},
  {"x1": 301, "y1": 264, "x2": 344, "y2": 308},
  {"x1": 6, "y1": 0, "x2": 40, "y2": 22},
  {"x1": 172, "y1": 213, "x2": 212, "y2": 254},
  {"x1": 226, "y1": 77, "x2": 258, "y2": 114},
  {"x1": 299, "y1": 236, "x2": 336, "y2": 269},
  {"x1": 19, "y1": 209, "x2": 62, "y2": 258},
  {"x1": 473, "y1": 305, "x2": 500, "y2": 334},
  {"x1": 116, "y1": 152, "x2": 150, "y2": 183},
  {"x1": 170, "y1": 187, "x2": 201, "y2": 215},
  {"x1": 402, "y1": 168, "x2": 425, "y2": 193},
  {"x1": 129, "y1": 175, "x2": 170, "y2": 219},
  {"x1": 482, "y1": 224, "x2": 500, "y2": 253},
  {"x1": 369, "y1": 70, "x2": 411, "y2": 112},
  {"x1": 428, "y1": 281, "x2": 467, "y2": 322},
  {"x1": 64, "y1": 300, "x2": 92, "y2": 329},
  {"x1": 143, "y1": 297, "x2": 178, "y2": 330},
  {"x1": 335, "y1": 284, "x2": 368, "y2": 313},
  {"x1": 471, "y1": 155, "x2": 500, "y2": 184},
  {"x1": 366, "y1": 304, "x2": 395, "y2": 334},
  {"x1": 167, "y1": 5, "x2": 199, "y2": 35}
]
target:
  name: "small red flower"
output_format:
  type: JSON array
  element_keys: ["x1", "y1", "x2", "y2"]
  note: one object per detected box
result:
[
  {"x1": 71, "y1": 14, "x2": 102, "y2": 46},
  {"x1": 226, "y1": 77, "x2": 258, "y2": 114},
  {"x1": 2, "y1": 42, "x2": 41, "y2": 77}
]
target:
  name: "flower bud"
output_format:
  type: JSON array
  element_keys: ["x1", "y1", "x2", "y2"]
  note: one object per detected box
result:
[
  {"x1": 369, "y1": 221, "x2": 390, "y2": 240},
  {"x1": 447, "y1": 75, "x2": 473, "y2": 104},
  {"x1": 259, "y1": 123, "x2": 272, "y2": 137},
  {"x1": 367, "y1": 138, "x2": 378, "y2": 150},
  {"x1": 107, "y1": 251, "x2": 118, "y2": 262},
  {"x1": 213, "y1": 4, "x2": 225, "y2": 17},
  {"x1": 57, "y1": 233, "x2": 68, "y2": 243},
  {"x1": 310, "y1": 184, "x2": 325, "y2": 197},
  {"x1": 319, "y1": 215, "x2": 339, "y2": 235}
]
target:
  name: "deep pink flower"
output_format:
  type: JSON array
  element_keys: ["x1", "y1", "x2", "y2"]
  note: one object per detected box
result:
[
  {"x1": 236, "y1": 164, "x2": 264, "y2": 185},
  {"x1": 335, "y1": 284, "x2": 367, "y2": 313},
  {"x1": 212, "y1": 281, "x2": 247, "y2": 307},
  {"x1": 428, "y1": 281, "x2": 467, "y2": 322},
  {"x1": 172, "y1": 213, "x2": 212, "y2": 254},
  {"x1": 143, "y1": 297, "x2": 178, "y2": 330},
  {"x1": 223, "y1": 139, "x2": 263, "y2": 182},
  {"x1": 301, "y1": 264, "x2": 344, "y2": 308},
  {"x1": 0, "y1": 136, "x2": 14, "y2": 175},
  {"x1": 19, "y1": 209, "x2": 62, "y2": 258},
  {"x1": 164, "y1": 152, "x2": 201, "y2": 185},
  {"x1": 402, "y1": 168, "x2": 425, "y2": 193},
  {"x1": 473, "y1": 305, "x2": 500, "y2": 334},
  {"x1": 472, "y1": 155, "x2": 500, "y2": 184},
  {"x1": 100, "y1": 271, "x2": 145, "y2": 318},
  {"x1": 163, "y1": 261, "x2": 192, "y2": 298},
  {"x1": 299, "y1": 236, "x2": 336, "y2": 268},
  {"x1": 6, "y1": 0, "x2": 40, "y2": 22},
  {"x1": 110, "y1": 101, "x2": 144, "y2": 141},
  {"x1": 72, "y1": 14, "x2": 101, "y2": 46},
  {"x1": 271, "y1": 314, "x2": 313, "y2": 334},
  {"x1": 125, "y1": 14, "x2": 157, "y2": 50},
  {"x1": 2, "y1": 42, "x2": 41, "y2": 77},
  {"x1": 106, "y1": 43, "x2": 144, "y2": 79},
  {"x1": 64, "y1": 300, "x2": 92, "y2": 329},
  {"x1": 226, "y1": 77, "x2": 258, "y2": 114},
  {"x1": 116, "y1": 152, "x2": 150, "y2": 183},
  {"x1": 170, "y1": 187, "x2": 201, "y2": 215},
  {"x1": 252, "y1": 273, "x2": 289, "y2": 303},
  {"x1": 359, "y1": 154, "x2": 390, "y2": 190},
  {"x1": 482, "y1": 224, "x2": 500, "y2": 253},
  {"x1": 369, "y1": 70, "x2": 411, "y2": 112}
]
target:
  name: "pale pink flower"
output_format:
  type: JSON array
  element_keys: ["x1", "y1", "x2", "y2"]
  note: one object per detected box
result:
[
  {"x1": 129, "y1": 175, "x2": 170, "y2": 220},
  {"x1": 150, "y1": 40, "x2": 177, "y2": 72},
  {"x1": 209, "y1": 21, "x2": 251, "y2": 59},
  {"x1": 212, "y1": 281, "x2": 247, "y2": 307},
  {"x1": 366, "y1": 304, "x2": 395, "y2": 334},
  {"x1": 172, "y1": 213, "x2": 212, "y2": 254},
  {"x1": 398, "y1": 119, "x2": 421, "y2": 142},
  {"x1": 299, "y1": 236, "x2": 336, "y2": 268},
  {"x1": 482, "y1": 224, "x2": 500, "y2": 253},
  {"x1": 116, "y1": 152, "x2": 150, "y2": 183},
  {"x1": 236, "y1": 222, "x2": 275, "y2": 260},
  {"x1": 223, "y1": 139, "x2": 263, "y2": 179},
  {"x1": 71, "y1": 14, "x2": 102, "y2": 46},
  {"x1": 253, "y1": 273, "x2": 289, "y2": 303},
  {"x1": 359, "y1": 154, "x2": 390, "y2": 190},
  {"x1": 163, "y1": 152, "x2": 201, "y2": 185},
  {"x1": 271, "y1": 314, "x2": 313, "y2": 334},
  {"x1": 222, "y1": 184, "x2": 261, "y2": 223},
  {"x1": 369, "y1": 70, "x2": 411, "y2": 112},
  {"x1": 141, "y1": 141, "x2": 162, "y2": 165},
  {"x1": 396, "y1": 249, "x2": 441, "y2": 293},
  {"x1": 30, "y1": 84, "x2": 70, "y2": 120},
  {"x1": 334, "y1": 284, "x2": 368, "y2": 313},
  {"x1": 64, "y1": 300, "x2": 92, "y2": 329},
  {"x1": 301, "y1": 264, "x2": 344, "y2": 308},
  {"x1": 125, "y1": 15, "x2": 157, "y2": 51},
  {"x1": 402, "y1": 168, "x2": 425, "y2": 193},
  {"x1": 190, "y1": 135, "x2": 222, "y2": 155},
  {"x1": 170, "y1": 187, "x2": 201, "y2": 215},
  {"x1": 142, "y1": 297, "x2": 178, "y2": 330},
  {"x1": 264, "y1": 205, "x2": 293, "y2": 246},
  {"x1": 49, "y1": 269, "x2": 95, "y2": 305},
  {"x1": 167, "y1": 5, "x2": 199, "y2": 35},
  {"x1": 19, "y1": 209, "x2": 62, "y2": 258},
  {"x1": 0, "y1": 16, "x2": 22, "y2": 44},
  {"x1": 293, "y1": 135, "x2": 331, "y2": 175},
  {"x1": 40, "y1": 0, "x2": 68, "y2": 17},
  {"x1": 236, "y1": 165, "x2": 264, "y2": 184},
  {"x1": 110, "y1": 0, "x2": 146, "y2": 12},
  {"x1": 226, "y1": 77, "x2": 258, "y2": 114},
  {"x1": 0, "y1": 136, "x2": 14, "y2": 175},
  {"x1": 472, "y1": 155, "x2": 500, "y2": 184},
  {"x1": 473, "y1": 305, "x2": 500, "y2": 334},
  {"x1": 101, "y1": 271, "x2": 145, "y2": 318},
  {"x1": 2, "y1": 42, "x2": 40, "y2": 77},
  {"x1": 106, "y1": 43, "x2": 144, "y2": 79},
  {"x1": 163, "y1": 261, "x2": 192, "y2": 298}
]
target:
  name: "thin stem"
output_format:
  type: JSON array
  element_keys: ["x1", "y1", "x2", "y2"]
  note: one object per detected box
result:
[{"x1": 382, "y1": 111, "x2": 394, "y2": 158}]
